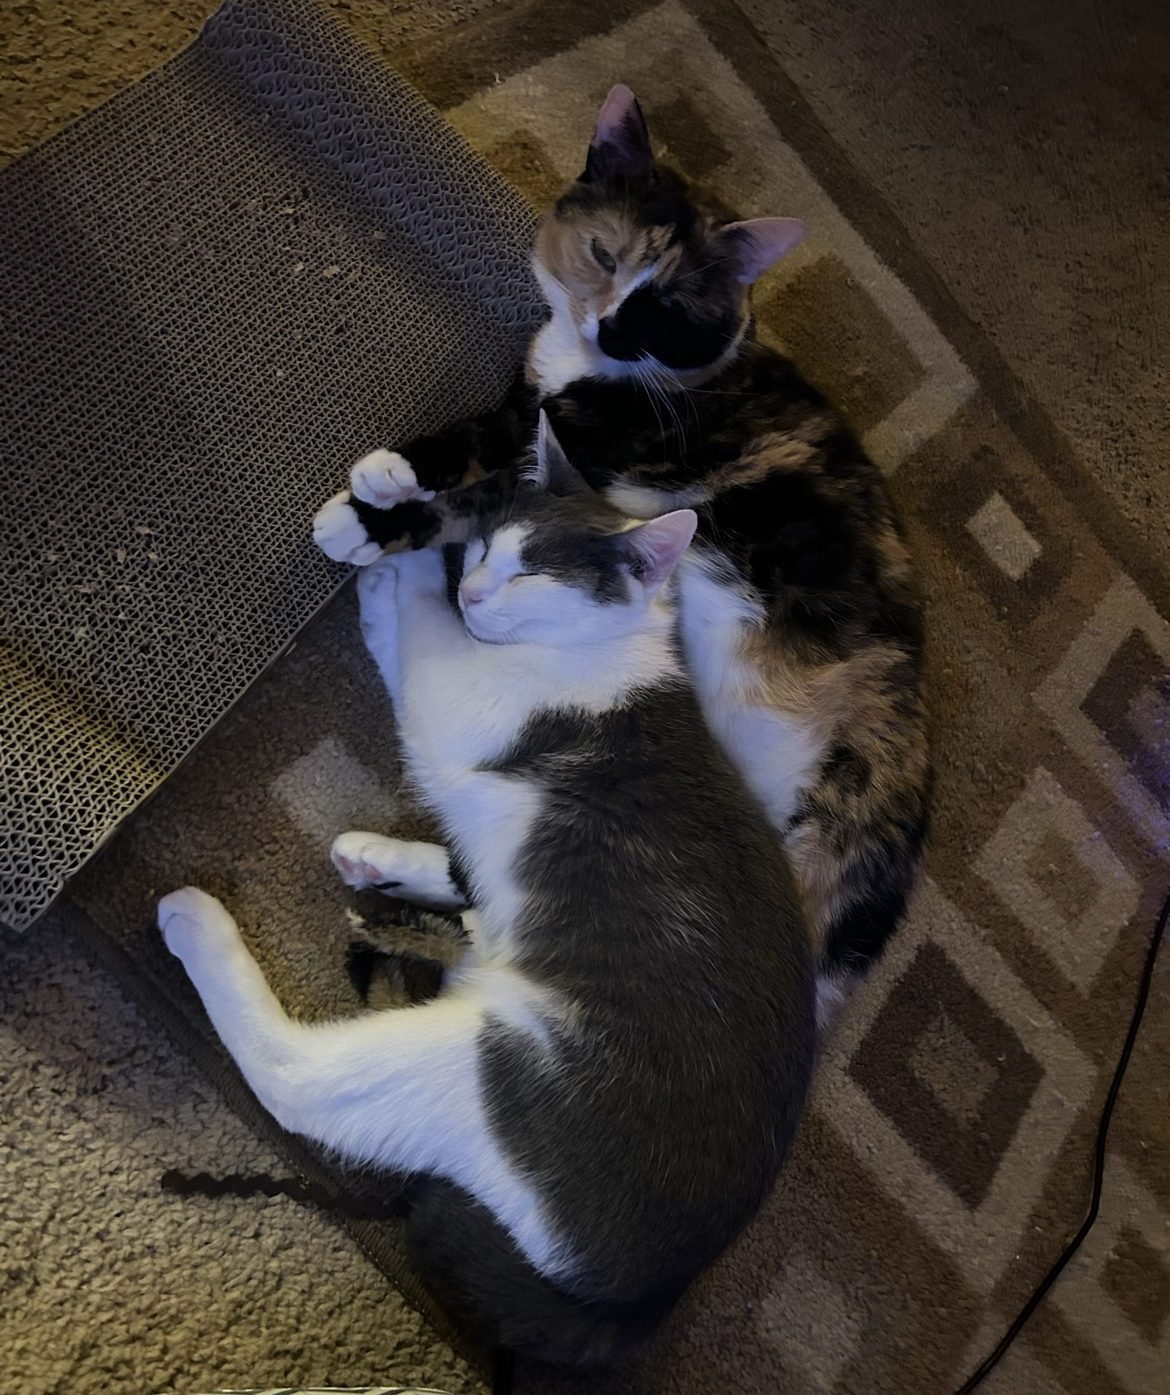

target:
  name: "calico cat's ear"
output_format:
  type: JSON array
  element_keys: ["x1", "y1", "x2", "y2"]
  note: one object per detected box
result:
[
  {"x1": 529, "y1": 410, "x2": 590, "y2": 497},
  {"x1": 719, "y1": 218, "x2": 807, "y2": 284},
  {"x1": 622, "y1": 510, "x2": 698, "y2": 591},
  {"x1": 582, "y1": 84, "x2": 655, "y2": 183}
]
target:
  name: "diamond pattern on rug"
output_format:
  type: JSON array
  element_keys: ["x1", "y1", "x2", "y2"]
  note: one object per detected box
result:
[
  {"x1": 849, "y1": 942, "x2": 1043, "y2": 1206},
  {"x1": 817, "y1": 878, "x2": 1095, "y2": 1293},
  {"x1": 1035, "y1": 575, "x2": 1170, "y2": 853},
  {"x1": 975, "y1": 766, "x2": 1140, "y2": 990},
  {"x1": 966, "y1": 490, "x2": 1043, "y2": 581},
  {"x1": 1050, "y1": 1155, "x2": 1170, "y2": 1390},
  {"x1": 923, "y1": 440, "x2": 1075, "y2": 624},
  {"x1": 1082, "y1": 627, "x2": 1170, "y2": 808},
  {"x1": 758, "y1": 1248, "x2": 864, "y2": 1392}
]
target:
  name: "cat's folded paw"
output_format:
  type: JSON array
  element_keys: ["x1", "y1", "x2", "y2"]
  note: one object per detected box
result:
[
  {"x1": 312, "y1": 490, "x2": 385, "y2": 566},
  {"x1": 355, "y1": 549, "x2": 400, "y2": 607},
  {"x1": 350, "y1": 449, "x2": 436, "y2": 510},
  {"x1": 158, "y1": 886, "x2": 240, "y2": 962},
  {"x1": 331, "y1": 831, "x2": 404, "y2": 889}
]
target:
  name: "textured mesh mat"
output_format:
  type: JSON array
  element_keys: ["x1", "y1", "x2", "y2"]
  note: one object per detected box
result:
[{"x1": 0, "y1": 0, "x2": 542, "y2": 931}]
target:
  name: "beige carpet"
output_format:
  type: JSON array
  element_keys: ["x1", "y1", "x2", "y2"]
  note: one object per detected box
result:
[
  {"x1": 0, "y1": 910, "x2": 485, "y2": 1395},
  {"x1": 3, "y1": 3, "x2": 1167, "y2": 1394}
]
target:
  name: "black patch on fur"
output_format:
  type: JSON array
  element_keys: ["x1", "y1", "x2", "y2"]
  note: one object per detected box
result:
[
  {"x1": 397, "y1": 954, "x2": 445, "y2": 1003},
  {"x1": 444, "y1": 481, "x2": 638, "y2": 606},
  {"x1": 473, "y1": 683, "x2": 816, "y2": 1305},
  {"x1": 405, "y1": 1180, "x2": 677, "y2": 1366},
  {"x1": 515, "y1": 499, "x2": 634, "y2": 604},
  {"x1": 805, "y1": 749, "x2": 933, "y2": 974},
  {"x1": 558, "y1": 166, "x2": 694, "y2": 237},
  {"x1": 350, "y1": 494, "x2": 443, "y2": 550},
  {"x1": 346, "y1": 940, "x2": 446, "y2": 1005},
  {"x1": 354, "y1": 899, "x2": 465, "y2": 939},
  {"x1": 395, "y1": 371, "x2": 538, "y2": 492},
  {"x1": 443, "y1": 542, "x2": 466, "y2": 611},
  {"x1": 446, "y1": 844, "x2": 474, "y2": 904},
  {"x1": 346, "y1": 940, "x2": 381, "y2": 1001},
  {"x1": 821, "y1": 856, "x2": 917, "y2": 974},
  {"x1": 821, "y1": 743, "x2": 872, "y2": 799},
  {"x1": 598, "y1": 283, "x2": 740, "y2": 370}
]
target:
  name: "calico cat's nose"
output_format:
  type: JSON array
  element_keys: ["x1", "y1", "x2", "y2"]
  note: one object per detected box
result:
[{"x1": 597, "y1": 310, "x2": 641, "y2": 362}]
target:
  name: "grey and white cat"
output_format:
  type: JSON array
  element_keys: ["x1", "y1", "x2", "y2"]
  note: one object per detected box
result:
[{"x1": 159, "y1": 424, "x2": 815, "y2": 1364}]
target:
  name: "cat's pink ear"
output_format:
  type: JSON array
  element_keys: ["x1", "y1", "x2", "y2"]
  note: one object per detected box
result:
[
  {"x1": 720, "y1": 218, "x2": 807, "y2": 284},
  {"x1": 583, "y1": 85, "x2": 655, "y2": 183},
  {"x1": 625, "y1": 510, "x2": 698, "y2": 590}
]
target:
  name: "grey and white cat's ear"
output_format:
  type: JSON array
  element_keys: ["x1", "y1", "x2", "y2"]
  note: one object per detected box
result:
[
  {"x1": 528, "y1": 410, "x2": 590, "y2": 497},
  {"x1": 719, "y1": 217, "x2": 807, "y2": 285},
  {"x1": 623, "y1": 510, "x2": 698, "y2": 591},
  {"x1": 582, "y1": 84, "x2": 655, "y2": 183}
]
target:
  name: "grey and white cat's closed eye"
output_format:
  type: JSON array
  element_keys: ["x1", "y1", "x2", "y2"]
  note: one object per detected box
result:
[{"x1": 590, "y1": 237, "x2": 617, "y2": 274}]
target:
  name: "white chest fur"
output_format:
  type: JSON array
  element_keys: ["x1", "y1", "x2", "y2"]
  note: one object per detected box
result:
[
  {"x1": 362, "y1": 548, "x2": 680, "y2": 949},
  {"x1": 529, "y1": 259, "x2": 639, "y2": 396},
  {"x1": 676, "y1": 551, "x2": 823, "y2": 828}
]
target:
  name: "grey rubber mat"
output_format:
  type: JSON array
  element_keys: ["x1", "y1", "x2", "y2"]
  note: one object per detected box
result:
[{"x1": 0, "y1": 0, "x2": 542, "y2": 930}]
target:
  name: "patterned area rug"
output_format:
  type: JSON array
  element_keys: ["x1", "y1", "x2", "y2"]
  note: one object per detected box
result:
[{"x1": 49, "y1": 1, "x2": 1169, "y2": 1393}]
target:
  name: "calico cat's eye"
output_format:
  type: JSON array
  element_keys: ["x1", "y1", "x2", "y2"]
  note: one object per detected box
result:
[{"x1": 590, "y1": 239, "x2": 617, "y2": 275}]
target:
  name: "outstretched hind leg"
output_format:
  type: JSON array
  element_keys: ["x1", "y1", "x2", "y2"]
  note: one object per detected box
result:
[
  {"x1": 331, "y1": 831, "x2": 468, "y2": 909},
  {"x1": 157, "y1": 886, "x2": 562, "y2": 1273},
  {"x1": 159, "y1": 889, "x2": 485, "y2": 1170}
]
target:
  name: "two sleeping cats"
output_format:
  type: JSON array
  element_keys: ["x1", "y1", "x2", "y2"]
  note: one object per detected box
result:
[
  {"x1": 316, "y1": 83, "x2": 929, "y2": 1020},
  {"x1": 160, "y1": 86, "x2": 928, "y2": 1362}
]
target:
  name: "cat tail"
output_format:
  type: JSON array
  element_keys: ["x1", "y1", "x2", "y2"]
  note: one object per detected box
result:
[{"x1": 405, "y1": 1179, "x2": 678, "y2": 1366}]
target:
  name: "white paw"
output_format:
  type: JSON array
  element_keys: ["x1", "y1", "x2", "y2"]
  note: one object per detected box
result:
[
  {"x1": 350, "y1": 449, "x2": 436, "y2": 509},
  {"x1": 356, "y1": 548, "x2": 403, "y2": 594},
  {"x1": 312, "y1": 490, "x2": 385, "y2": 566},
  {"x1": 355, "y1": 550, "x2": 401, "y2": 603},
  {"x1": 355, "y1": 553, "x2": 402, "y2": 650},
  {"x1": 332, "y1": 831, "x2": 404, "y2": 889},
  {"x1": 158, "y1": 887, "x2": 240, "y2": 963},
  {"x1": 331, "y1": 833, "x2": 462, "y2": 907}
]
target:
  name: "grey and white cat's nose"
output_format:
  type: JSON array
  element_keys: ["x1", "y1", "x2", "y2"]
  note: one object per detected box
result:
[{"x1": 459, "y1": 579, "x2": 487, "y2": 607}]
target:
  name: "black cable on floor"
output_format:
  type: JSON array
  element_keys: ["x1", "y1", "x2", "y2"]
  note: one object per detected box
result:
[{"x1": 952, "y1": 885, "x2": 1168, "y2": 1393}]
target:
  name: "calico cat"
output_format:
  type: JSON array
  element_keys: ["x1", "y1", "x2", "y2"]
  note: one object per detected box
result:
[
  {"x1": 160, "y1": 426, "x2": 815, "y2": 1364},
  {"x1": 313, "y1": 85, "x2": 930, "y2": 1024}
]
